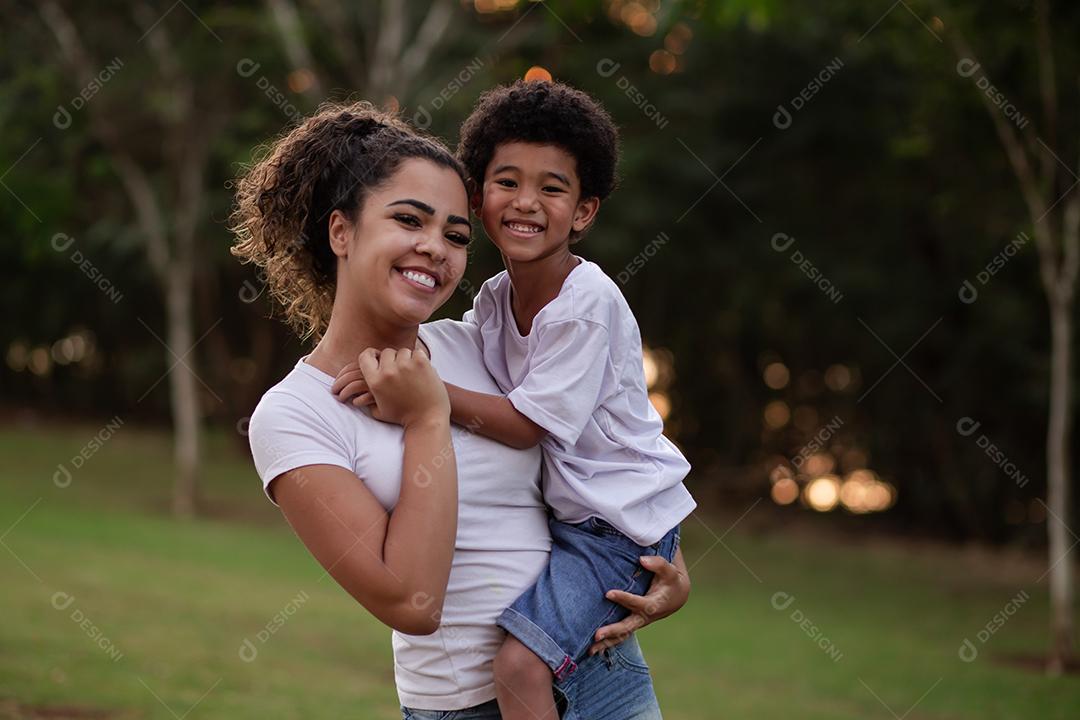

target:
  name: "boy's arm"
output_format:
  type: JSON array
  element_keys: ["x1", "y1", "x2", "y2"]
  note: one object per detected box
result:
[
  {"x1": 446, "y1": 383, "x2": 547, "y2": 450},
  {"x1": 331, "y1": 361, "x2": 548, "y2": 449}
]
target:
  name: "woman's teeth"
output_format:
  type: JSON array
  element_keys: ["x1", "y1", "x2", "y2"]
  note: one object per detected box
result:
[{"x1": 401, "y1": 270, "x2": 436, "y2": 288}]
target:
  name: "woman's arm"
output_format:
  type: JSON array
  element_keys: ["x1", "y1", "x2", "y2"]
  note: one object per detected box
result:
[
  {"x1": 588, "y1": 547, "x2": 690, "y2": 655},
  {"x1": 276, "y1": 348, "x2": 457, "y2": 635}
]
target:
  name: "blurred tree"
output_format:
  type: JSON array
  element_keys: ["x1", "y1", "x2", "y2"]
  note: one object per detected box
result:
[
  {"x1": 938, "y1": 0, "x2": 1077, "y2": 675},
  {"x1": 37, "y1": 0, "x2": 231, "y2": 517}
]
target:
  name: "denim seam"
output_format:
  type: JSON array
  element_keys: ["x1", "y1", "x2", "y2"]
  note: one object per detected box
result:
[{"x1": 500, "y1": 607, "x2": 574, "y2": 675}]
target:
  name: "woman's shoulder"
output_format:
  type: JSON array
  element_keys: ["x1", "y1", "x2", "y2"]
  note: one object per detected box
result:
[
  {"x1": 419, "y1": 319, "x2": 504, "y2": 394},
  {"x1": 420, "y1": 317, "x2": 483, "y2": 352},
  {"x1": 249, "y1": 359, "x2": 352, "y2": 439}
]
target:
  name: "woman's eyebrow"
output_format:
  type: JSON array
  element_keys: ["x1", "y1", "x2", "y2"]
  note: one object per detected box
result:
[
  {"x1": 387, "y1": 199, "x2": 435, "y2": 215},
  {"x1": 448, "y1": 214, "x2": 472, "y2": 231},
  {"x1": 389, "y1": 199, "x2": 471, "y2": 231}
]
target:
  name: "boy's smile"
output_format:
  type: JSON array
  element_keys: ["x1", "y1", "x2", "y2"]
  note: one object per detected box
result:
[{"x1": 477, "y1": 141, "x2": 599, "y2": 264}]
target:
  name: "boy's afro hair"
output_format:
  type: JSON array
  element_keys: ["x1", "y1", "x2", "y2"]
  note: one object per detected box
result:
[{"x1": 457, "y1": 80, "x2": 619, "y2": 201}]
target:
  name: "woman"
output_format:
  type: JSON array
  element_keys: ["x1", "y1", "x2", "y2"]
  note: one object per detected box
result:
[{"x1": 232, "y1": 101, "x2": 689, "y2": 718}]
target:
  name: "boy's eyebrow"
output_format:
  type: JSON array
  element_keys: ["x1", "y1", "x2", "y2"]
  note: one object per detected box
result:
[
  {"x1": 543, "y1": 171, "x2": 571, "y2": 187},
  {"x1": 388, "y1": 199, "x2": 471, "y2": 230},
  {"x1": 491, "y1": 164, "x2": 571, "y2": 187}
]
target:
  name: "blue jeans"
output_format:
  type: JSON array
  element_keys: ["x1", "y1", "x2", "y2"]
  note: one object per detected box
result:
[
  {"x1": 400, "y1": 634, "x2": 662, "y2": 719},
  {"x1": 497, "y1": 517, "x2": 680, "y2": 680}
]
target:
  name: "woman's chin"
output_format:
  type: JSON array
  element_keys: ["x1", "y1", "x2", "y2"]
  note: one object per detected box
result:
[{"x1": 389, "y1": 294, "x2": 443, "y2": 326}]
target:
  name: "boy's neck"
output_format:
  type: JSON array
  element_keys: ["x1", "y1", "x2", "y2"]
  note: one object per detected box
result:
[{"x1": 503, "y1": 246, "x2": 581, "y2": 336}]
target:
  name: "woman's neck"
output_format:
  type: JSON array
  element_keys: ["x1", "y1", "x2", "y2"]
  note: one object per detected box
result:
[{"x1": 307, "y1": 309, "x2": 419, "y2": 376}]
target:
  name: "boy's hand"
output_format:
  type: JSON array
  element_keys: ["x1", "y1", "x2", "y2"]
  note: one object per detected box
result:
[
  {"x1": 332, "y1": 358, "x2": 374, "y2": 408},
  {"x1": 588, "y1": 552, "x2": 690, "y2": 656},
  {"x1": 342, "y1": 348, "x2": 450, "y2": 428}
]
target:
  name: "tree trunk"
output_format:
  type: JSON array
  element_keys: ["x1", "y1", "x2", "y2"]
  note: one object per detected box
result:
[
  {"x1": 1047, "y1": 292, "x2": 1075, "y2": 674},
  {"x1": 166, "y1": 267, "x2": 201, "y2": 518}
]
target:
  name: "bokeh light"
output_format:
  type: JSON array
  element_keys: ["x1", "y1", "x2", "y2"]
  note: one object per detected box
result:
[
  {"x1": 805, "y1": 475, "x2": 841, "y2": 512},
  {"x1": 763, "y1": 361, "x2": 789, "y2": 389},
  {"x1": 524, "y1": 66, "x2": 552, "y2": 83}
]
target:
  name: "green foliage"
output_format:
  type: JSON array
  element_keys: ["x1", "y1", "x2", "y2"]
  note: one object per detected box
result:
[{"x1": 1, "y1": 0, "x2": 1078, "y2": 539}]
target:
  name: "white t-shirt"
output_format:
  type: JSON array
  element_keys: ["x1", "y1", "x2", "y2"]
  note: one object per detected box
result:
[
  {"x1": 248, "y1": 319, "x2": 550, "y2": 711},
  {"x1": 466, "y1": 260, "x2": 696, "y2": 546}
]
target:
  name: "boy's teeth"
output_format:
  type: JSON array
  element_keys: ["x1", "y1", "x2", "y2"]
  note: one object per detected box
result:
[
  {"x1": 509, "y1": 222, "x2": 541, "y2": 233},
  {"x1": 402, "y1": 270, "x2": 435, "y2": 288}
]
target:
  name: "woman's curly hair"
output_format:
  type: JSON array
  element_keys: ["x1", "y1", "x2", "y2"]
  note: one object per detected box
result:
[
  {"x1": 231, "y1": 101, "x2": 466, "y2": 341},
  {"x1": 457, "y1": 80, "x2": 620, "y2": 210}
]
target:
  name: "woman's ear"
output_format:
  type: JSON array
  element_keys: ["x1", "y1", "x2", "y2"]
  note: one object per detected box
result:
[
  {"x1": 572, "y1": 196, "x2": 601, "y2": 233},
  {"x1": 327, "y1": 209, "x2": 353, "y2": 259}
]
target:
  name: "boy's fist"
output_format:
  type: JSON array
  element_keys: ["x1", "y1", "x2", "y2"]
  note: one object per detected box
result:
[
  {"x1": 332, "y1": 359, "x2": 372, "y2": 408},
  {"x1": 331, "y1": 348, "x2": 449, "y2": 428}
]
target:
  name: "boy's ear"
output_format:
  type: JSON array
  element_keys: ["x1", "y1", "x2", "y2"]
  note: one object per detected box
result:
[
  {"x1": 572, "y1": 196, "x2": 601, "y2": 233},
  {"x1": 467, "y1": 178, "x2": 483, "y2": 212}
]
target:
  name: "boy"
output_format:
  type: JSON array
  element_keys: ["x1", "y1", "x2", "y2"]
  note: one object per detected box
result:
[{"x1": 447, "y1": 79, "x2": 696, "y2": 718}]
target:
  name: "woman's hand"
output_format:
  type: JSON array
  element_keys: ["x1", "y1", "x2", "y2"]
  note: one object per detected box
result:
[
  {"x1": 340, "y1": 348, "x2": 449, "y2": 428},
  {"x1": 588, "y1": 548, "x2": 690, "y2": 655}
]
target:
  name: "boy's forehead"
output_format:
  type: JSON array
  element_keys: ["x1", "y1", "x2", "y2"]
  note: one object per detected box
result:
[{"x1": 488, "y1": 141, "x2": 579, "y2": 180}]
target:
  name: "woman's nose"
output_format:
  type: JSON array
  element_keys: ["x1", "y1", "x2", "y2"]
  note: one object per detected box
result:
[{"x1": 415, "y1": 230, "x2": 447, "y2": 263}]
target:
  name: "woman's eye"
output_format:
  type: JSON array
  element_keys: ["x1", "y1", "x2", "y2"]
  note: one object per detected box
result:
[
  {"x1": 446, "y1": 233, "x2": 471, "y2": 246},
  {"x1": 394, "y1": 213, "x2": 421, "y2": 227}
]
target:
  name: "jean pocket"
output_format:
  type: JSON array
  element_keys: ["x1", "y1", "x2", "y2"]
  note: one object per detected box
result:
[
  {"x1": 587, "y1": 516, "x2": 627, "y2": 538},
  {"x1": 608, "y1": 639, "x2": 652, "y2": 675}
]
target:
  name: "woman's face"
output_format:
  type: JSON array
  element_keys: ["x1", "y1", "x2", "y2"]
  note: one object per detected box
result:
[{"x1": 330, "y1": 158, "x2": 471, "y2": 328}]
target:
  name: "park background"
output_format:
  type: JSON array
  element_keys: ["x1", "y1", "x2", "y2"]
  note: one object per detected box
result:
[{"x1": 2, "y1": 0, "x2": 1080, "y2": 717}]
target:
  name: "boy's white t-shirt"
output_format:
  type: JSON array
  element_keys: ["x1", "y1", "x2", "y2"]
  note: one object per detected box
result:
[
  {"x1": 465, "y1": 259, "x2": 696, "y2": 546},
  {"x1": 247, "y1": 319, "x2": 550, "y2": 712}
]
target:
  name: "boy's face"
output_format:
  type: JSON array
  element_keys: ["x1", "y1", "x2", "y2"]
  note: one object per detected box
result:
[{"x1": 476, "y1": 142, "x2": 600, "y2": 263}]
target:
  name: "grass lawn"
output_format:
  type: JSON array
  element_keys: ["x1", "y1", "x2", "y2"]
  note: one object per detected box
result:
[{"x1": 1, "y1": 421, "x2": 1077, "y2": 719}]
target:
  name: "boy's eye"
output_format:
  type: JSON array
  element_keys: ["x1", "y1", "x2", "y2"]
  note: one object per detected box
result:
[
  {"x1": 446, "y1": 232, "x2": 471, "y2": 247},
  {"x1": 543, "y1": 186, "x2": 565, "y2": 193},
  {"x1": 394, "y1": 213, "x2": 421, "y2": 227},
  {"x1": 495, "y1": 179, "x2": 516, "y2": 188}
]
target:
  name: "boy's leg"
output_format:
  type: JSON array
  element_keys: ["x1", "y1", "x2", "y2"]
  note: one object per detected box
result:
[
  {"x1": 493, "y1": 634, "x2": 559, "y2": 720},
  {"x1": 493, "y1": 518, "x2": 677, "y2": 719}
]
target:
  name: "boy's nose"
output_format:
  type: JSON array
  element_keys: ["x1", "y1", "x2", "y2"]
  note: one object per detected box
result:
[{"x1": 511, "y1": 191, "x2": 540, "y2": 212}]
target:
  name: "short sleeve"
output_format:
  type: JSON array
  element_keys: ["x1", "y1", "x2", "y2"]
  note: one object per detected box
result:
[
  {"x1": 248, "y1": 391, "x2": 354, "y2": 505},
  {"x1": 507, "y1": 319, "x2": 612, "y2": 446}
]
